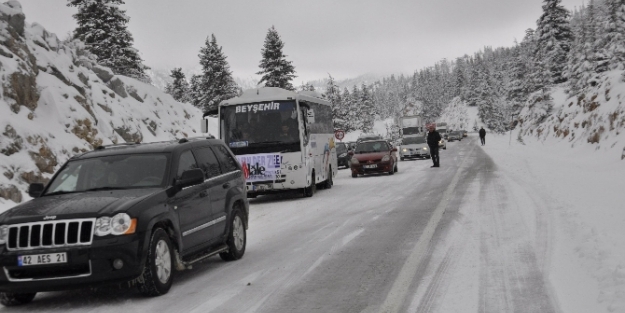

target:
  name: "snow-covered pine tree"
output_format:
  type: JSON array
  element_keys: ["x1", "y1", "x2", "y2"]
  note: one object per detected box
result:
[
  {"x1": 165, "y1": 68, "x2": 190, "y2": 103},
  {"x1": 507, "y1": 43, "x2": 528, "y2": 110},
  {"x1": 68, "y1": 0, "x2": 149, "y2": 81},
  {"x1": 360, "y1": 83, "x2": 376, "y2": 133},
  {"x1": 191, "y1": 34, "x2": 239, "y2": 112},
  {"x1": 341, "y1": 87, "x2": 355, "y2": 132},
  {"x1": 257, "y1": 26, "x2": 297, "y2": 90},
  {"x1": 534, "y1": 0, "x2": 573, "y2": 85},
  {"x1": 601, "y1": 0, "x2": 625, "y2": 71},
  {"x1": 452, "y1": 57, "x2": 467, "y2": 100},
  {"x1": 299, "y1": 82, "x2": 315, "y2": 91},
  {"x1": 325, "y1": 75, "x2": 346, "y2": 131}
]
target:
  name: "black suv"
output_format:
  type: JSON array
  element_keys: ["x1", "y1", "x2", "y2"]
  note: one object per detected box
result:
[{"x1": 0, "y1": 138, "x2": 249, "y2": 306}]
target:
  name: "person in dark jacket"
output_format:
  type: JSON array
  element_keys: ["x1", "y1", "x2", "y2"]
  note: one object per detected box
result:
[
  {"x1": 426, "y1": 124, "x2": 441, "y2": 168},
  {"x1": 479, "y1": 127, "x2": 486, "y2": 146}
]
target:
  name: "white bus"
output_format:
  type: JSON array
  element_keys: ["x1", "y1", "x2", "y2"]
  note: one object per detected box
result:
[{"x1": 202, "y1": 87, "x2": 337, "y2": 198}]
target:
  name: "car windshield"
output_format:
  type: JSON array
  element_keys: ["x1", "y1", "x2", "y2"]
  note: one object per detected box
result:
[
  {"x1": 355, "y1": 141, "x2": 389, "y2": 153},
  {"x1": 44, "y1": 154, "x2": 169, "y2": 195},
  {"x1": 402, "y1": 137, "x2": 426, "y2": 144},
  {"x1": 221, "y1": 101, "x2": 300, "y2": 148}
]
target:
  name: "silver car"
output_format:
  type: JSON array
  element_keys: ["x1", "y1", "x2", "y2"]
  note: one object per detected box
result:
[{"x1": 400, "y1": 136, "x2": 430, "y2": 160}]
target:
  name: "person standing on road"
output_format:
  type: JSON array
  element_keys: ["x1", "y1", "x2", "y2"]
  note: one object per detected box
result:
[
  {"x1": 426, "y1": 124, "x2": 441, "y2": 168},
  {"x1": 479, "y1": 127, "x2": 486, "y2": 146}
]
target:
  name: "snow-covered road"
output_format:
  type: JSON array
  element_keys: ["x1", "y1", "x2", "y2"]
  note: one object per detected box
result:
[{"x1": 0, "y1": 135, "x2": 584, "y2": 312}]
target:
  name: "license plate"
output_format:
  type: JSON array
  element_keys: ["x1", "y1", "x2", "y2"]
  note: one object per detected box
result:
[
  {"x1": 363, "y1": 164, "x2": 377, "y2": 169},
  {"x1": 18, "y1": 253, "x2": 67, "y2": 266}
]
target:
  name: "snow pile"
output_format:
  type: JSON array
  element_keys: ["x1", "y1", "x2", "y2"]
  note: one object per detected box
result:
[
  {"x1": 342, "y1": 118, "x2": 394, "y2": 142},
  {"x1": 484, "y1": 133, "x2": 625, "y2": 312},
  {"x1": 517, "y1": 69, "x2": 625, "y2": 159},
  {"x1": 0, "y1": 1, "x2": 203, "y2": 211}
]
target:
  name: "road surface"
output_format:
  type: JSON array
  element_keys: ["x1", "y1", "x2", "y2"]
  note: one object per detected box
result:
[{"x1": 1, "y1": 135, "x2": 559, "y2": 313}]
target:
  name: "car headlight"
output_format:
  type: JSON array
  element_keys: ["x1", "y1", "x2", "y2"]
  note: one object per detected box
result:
[
  {"x1": 423, "y1": 147, "x2": 428, "y2": 150},
  {"x1": 402, "y1": 148, "x2": 407, "y2": 152},
  {"x1": 350, "y1": 157, "x2": 359, "y2": 165},
  {"x1": 0, "y1": 225, "x2": 8, "y2": 245},
  {"x1": 382, "y1": 155, "x2": 391, "y2": 162},
  {"x1": 339, "y1": 153, "x2": 347, "y2": 158},
  {"x1": 95, "y1": 213, "x2": 136, "y2": 236}
]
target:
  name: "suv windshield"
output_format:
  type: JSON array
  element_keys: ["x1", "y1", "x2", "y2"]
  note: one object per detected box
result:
[
  {"x1": 44, "y1": 154, "x2": 169, "y2": 195},
  {"x1": 402, "y1": 137, "x2": 426, "y2": 144},
  {"x1": 337, "y1": 143, "x2": 347, "y2": 153},
  {"x1": 356, "y1": 141, "x2": 389, "y2": 153}
]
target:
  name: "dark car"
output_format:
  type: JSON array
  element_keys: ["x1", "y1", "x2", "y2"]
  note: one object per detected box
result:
[
  {"x1": 349, "y1": 140, "x2": 398, "y2": 178},
  {"x1": 336, "y1": 142, "x2": 350, "y2": 169},
  {"x1": 448, "y1": 131, "x2": 463, "y2": 142},
  {"x1": 0, "y1": 138, "x2": 249, "y2": 306}
]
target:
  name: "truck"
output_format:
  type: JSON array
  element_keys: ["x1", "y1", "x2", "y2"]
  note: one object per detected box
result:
[{"x1": 400, "y1": 115, "x2": 424, "y2": 138}]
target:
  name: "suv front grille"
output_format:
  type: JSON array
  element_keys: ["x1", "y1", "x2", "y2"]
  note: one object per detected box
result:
[{"x1": 6, "y1": 219, "x2": 95, "y2": 251}]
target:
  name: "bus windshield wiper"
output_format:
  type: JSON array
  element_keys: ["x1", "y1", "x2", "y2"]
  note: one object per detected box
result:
[{"x1": 249, "y1": 141, "x2": 283, "y2": 145}]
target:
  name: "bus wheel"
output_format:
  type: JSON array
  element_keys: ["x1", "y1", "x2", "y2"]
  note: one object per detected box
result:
[
  {"x1": 324, "y1": 167, "x2": 333, "y2": 189},
  {"x1": 304, "y1": 172, "x2": 315, "y2": 197}
]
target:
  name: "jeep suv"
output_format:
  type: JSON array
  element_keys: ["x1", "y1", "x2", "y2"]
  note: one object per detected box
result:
[{"x1": 0, "y1": 138, "x2": 249, "y2": 306}]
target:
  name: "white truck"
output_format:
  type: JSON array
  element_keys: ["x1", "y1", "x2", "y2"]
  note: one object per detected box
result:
[{"x1": 400, "y1": 115, "x2": 423, "y2": 137}]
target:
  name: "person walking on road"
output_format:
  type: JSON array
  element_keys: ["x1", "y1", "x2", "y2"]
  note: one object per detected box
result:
[
  {"x1": 426, "y1": 124, "x2": 441, "y2": 168},
  {"x1": 479, "y1": 127, "x2": 486, "y2": 146}
]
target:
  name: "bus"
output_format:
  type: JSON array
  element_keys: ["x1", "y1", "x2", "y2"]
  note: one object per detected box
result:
[{"x1": 201, "y1": 87, "x2": 337, "y2": 198}]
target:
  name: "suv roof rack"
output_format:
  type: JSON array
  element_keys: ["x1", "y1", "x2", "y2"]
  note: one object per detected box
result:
[{"x1": 94, "y1": 142, "x2": 141, "y2": 150}]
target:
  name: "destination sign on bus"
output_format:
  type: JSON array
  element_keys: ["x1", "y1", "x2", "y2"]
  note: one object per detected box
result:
[{"x1": 235, "y1": 102, "x2": 282, "y2": 114}]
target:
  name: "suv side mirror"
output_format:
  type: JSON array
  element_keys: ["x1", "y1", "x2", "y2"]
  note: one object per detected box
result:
[
  {"x1": 28, "y1": 183, "x2": 45, "y2": 198},
  {"x1": 175, "y1": 169, "x2": 205, "y2": 189}
]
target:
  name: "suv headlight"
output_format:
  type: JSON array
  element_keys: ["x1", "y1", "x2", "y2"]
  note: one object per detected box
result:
[
  {"x1": 0, "y1": 225, "x2": 8, "y2": 245},
  {"x1": 350, "y1": 157, "x2": 359, "y2": 165},
  {"x1": 382, "y1": 155, "x2": 391, "y2": 162},
  {"x1": 95, "y1": 213, "x2": 136, "y2": 236}
]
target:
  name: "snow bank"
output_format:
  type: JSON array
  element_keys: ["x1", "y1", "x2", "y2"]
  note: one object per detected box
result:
[
  {"x1": 0, "y1": 2, "x2": 203, "y2": 211},
  {"x1": 484, "y1": 133, "x2": 625, "y2": 313},
  {"x1": 342, "y1": 118, "x2": 395, "y2": 142}
]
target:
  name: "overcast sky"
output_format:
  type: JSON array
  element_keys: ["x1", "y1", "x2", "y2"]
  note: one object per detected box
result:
[{"x1": 17, "y1": 0, "x2": 584, "y2": 83}]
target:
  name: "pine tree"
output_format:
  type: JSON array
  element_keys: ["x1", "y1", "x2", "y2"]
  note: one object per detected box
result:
[
  {"x1": 601, "y1": 0, "x2": 625, "y2": 71},
  {"x1": 534, "y1": 0, "x2": 573, "y2": 84},
  {"x1": 257, "y1": 26, "x2": 297, "y2": 90},
  {"x1": 452, "y1": 57, "x2": 467, "y2": 100},
  {"x1": 68, "y1": 0, "x2": 149, "y2": 81},
  {"x1": 165, "y1": 68, "x2": 190, "y2": 103},
  {"x1": 360, "y1": 83, "x2": 376, "y2": 133},
  {"x1": 191, "y1": 34, "x2": 239, "y2": 112}
]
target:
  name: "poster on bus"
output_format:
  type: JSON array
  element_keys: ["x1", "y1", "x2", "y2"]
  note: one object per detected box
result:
[{"x1": 236, "y1": 153, "x2": 282, "y2": 182}]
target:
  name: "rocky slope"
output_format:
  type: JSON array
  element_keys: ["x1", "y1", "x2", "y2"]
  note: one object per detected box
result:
[{"x1": 0, "y1": 1, "x2": 203, "y2": 210}]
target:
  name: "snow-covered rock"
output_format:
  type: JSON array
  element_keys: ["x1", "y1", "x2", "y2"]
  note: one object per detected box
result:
[
  {"x1": 0, "y1": 1, "x2": 203, "y2": 211},
  {"x1": 517, "y1": 70, "x2": 625, "y2": 159}
]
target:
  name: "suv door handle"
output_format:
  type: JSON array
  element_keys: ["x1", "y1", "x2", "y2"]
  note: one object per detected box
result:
[
  {"x1": 222, "y1": 183, "x2": 230, "y2": 189},
  {"x1": 199, "y1": 191, "x2": 208, "y2": 198}
]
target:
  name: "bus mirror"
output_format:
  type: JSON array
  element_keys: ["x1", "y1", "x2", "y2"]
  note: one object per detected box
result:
[
  {"x1": 200, "y1": 118, "x2": 208, "y2": 133},
  {"x1": 306, "y1": 109, "x2": 315, "y2": 124}
]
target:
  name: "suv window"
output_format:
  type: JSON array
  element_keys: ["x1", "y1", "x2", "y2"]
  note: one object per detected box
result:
[
  {"x1": 177, "y1": 150, "x2": 198, "y2": 179},
  {"x1": 194, "y1": 147, "x2": 222, "y2": 179},
  {"x1": 212, "y1": 145, "x2": 239, "y2": 173}
]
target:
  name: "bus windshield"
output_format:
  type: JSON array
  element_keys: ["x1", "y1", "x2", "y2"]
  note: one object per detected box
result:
[{"x1": 221, "y1": 101, "x2": 300, "y2": 148}]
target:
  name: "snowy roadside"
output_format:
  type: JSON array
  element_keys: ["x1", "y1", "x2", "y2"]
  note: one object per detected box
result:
[{"x1": 482, "y1": 132, "x2": 625, "y2": 313}]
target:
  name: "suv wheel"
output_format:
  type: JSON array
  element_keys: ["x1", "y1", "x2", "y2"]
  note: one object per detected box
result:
[
  {"x1": 304, "y1": 171, "x2": 315, "y2": 197},
  {"x1": 324, "y1": 167, "x2": 333, "y2": 189},
  {"x1": 220, "y1": 209, "x2": 247, "y2": 261},
  {"x1": 137, "y1": 228, "x2": 174, "y2": 297},
  {"x1": 0, "y1": 292, "x2": 36, "y2": 306}
]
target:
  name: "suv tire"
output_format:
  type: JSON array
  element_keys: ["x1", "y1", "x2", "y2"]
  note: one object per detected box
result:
[
  {"x1": 0, "y1": 292, "x2": 36, "y2": 306},
  {"x1": 137, "y1": 228, "x2": 174, "y2": 297},
  {"x1": 220, "y1": 209, "x2": 247, "y2": 261}
]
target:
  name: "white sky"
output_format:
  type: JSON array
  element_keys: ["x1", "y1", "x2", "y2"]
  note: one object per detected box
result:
[{"x1": 17, "y1": 0, "x2": 585, "y2": 83}]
